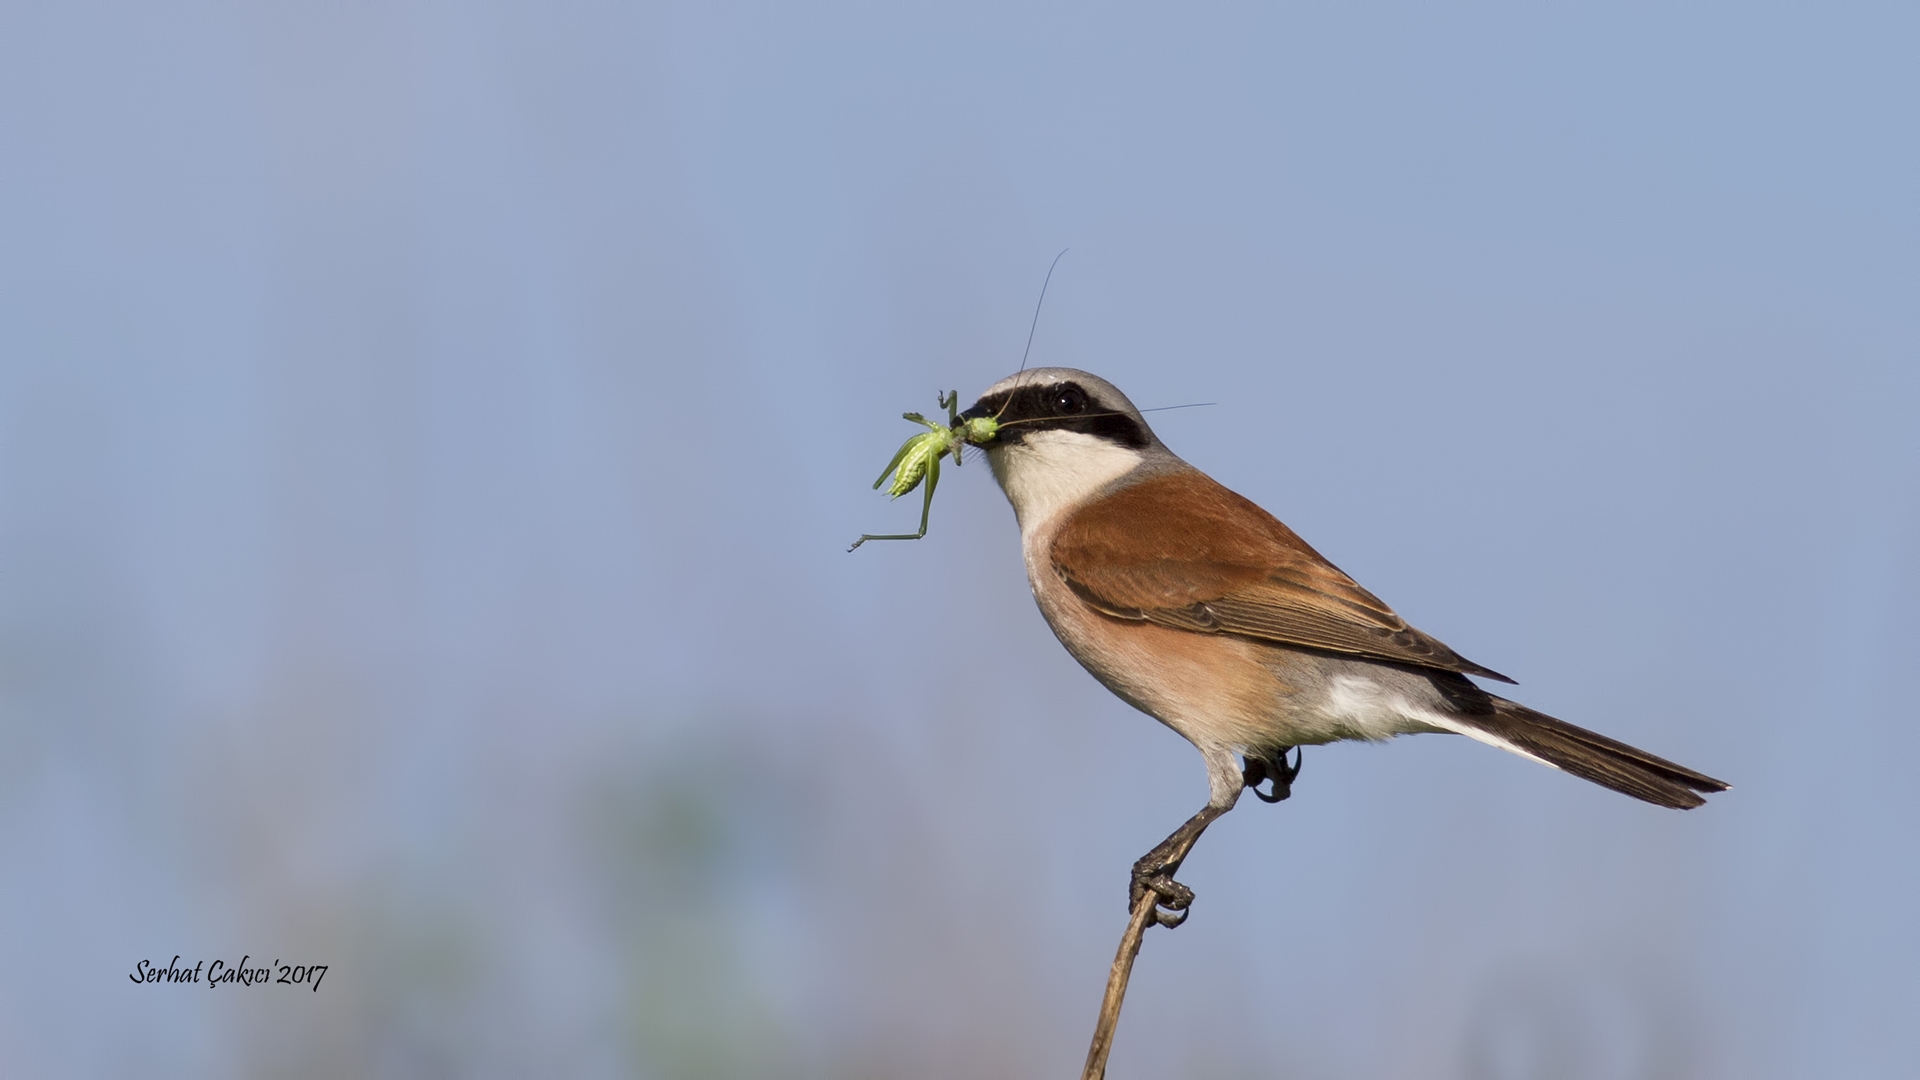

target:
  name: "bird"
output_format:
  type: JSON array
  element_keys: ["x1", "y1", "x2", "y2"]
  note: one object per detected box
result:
[{"x1": 956, "y1": 367, "x2": 1727, "y2": 926}]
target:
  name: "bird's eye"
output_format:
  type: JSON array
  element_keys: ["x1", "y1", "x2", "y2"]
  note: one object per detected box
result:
[{"x1": 1053, "y1": 386, "x2": 1089, "y2": 414}]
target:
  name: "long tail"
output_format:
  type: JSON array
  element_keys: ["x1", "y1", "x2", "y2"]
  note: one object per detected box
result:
[{"x1": 1429, "y1": 698, "x2": 1729, "y2": 809}]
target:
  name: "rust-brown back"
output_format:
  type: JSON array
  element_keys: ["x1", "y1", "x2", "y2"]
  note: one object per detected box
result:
[{"x1": 1048, "y1": 470, "x2": 1513, "y2": 682}]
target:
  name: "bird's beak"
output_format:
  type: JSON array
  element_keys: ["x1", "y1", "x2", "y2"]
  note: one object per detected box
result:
[{"x1": 955, "y1": 398, "x2": 1002, "y2": 447}]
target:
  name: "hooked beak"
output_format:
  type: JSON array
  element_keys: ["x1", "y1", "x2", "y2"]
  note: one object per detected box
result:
[{"x1": 954, "y1": 397, "x2": 1004, "y2": 448}]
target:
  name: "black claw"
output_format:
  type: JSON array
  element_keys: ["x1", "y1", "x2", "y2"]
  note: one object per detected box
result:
[
  {"x1": 1243, "y1": 747, "x2": 1302, "y2": 803},
  {"x1": 1140, "y1": 879, "x2": 1194, "y2": 927},
  {"x1": 1126, "y1": 803, "x2": 1231, "y2": 932},
  {"x1": 1130, "y1": 862, "x2": 1197, "y2": 927},
  {"x1": 1153, "y1": 906, "x2": 1190, "y2": 929},
  {"x1": 1151, "y1": 878, "x2": 1193, "y2": 909}
]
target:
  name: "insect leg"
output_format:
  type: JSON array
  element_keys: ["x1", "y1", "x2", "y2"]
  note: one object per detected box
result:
[{"x1": 848, "y1": 452, "x2": 944, "y2": 551}]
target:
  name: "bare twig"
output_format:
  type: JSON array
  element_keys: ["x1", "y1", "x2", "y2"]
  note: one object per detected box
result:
[
  {"x1": 1078, "y1": 761, "x2": 1299, "y2": 1075},
  {"x1": 1079, "y1": 885, "x2": 1161, "y2": 1080},
  {"x1": 1078, "y1": 800, "x2": 1236, "y2": 1079}
]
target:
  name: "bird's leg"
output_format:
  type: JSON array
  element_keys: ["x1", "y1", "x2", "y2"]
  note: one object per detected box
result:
[
  {"x1": 1128, "y1": 804, "x2": 1229, "y2": 929},
  {"x1": 1129, "y1": 748, "x2": 1304, "y2": 929},
  {"x1": 1242, "y1": 747, "x2": 1303, "y2": 804}
]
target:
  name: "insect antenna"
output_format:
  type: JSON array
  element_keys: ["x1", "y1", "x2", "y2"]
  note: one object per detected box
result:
[
  {"x1": 1017, "y1": 247, "x2": 1070, "y2": 378},
  {"x1": 987, "y1": 408, "x2": 1137, "y2": 434},
  {"x1": 954, "y1": 248, "x2": 1073, "y2": 466}
]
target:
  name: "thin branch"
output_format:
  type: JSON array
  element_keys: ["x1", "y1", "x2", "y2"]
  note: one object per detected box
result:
[
  {"x1": 1077, "y1": 798, "x2": 1240, "y2": 1078},
  {"x1": 1079, "y1": 887, "x2": 1160, "y2": 1080}
]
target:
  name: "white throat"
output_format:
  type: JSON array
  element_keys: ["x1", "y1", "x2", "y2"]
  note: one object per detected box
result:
[{"x1": 984, "y1": 429, "x2": 1146, "y2": 535}]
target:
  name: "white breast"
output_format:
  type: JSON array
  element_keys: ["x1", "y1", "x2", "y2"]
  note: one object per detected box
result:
[{"x1": 982, "y1": 429, "x2": 1146, "y2": 535}]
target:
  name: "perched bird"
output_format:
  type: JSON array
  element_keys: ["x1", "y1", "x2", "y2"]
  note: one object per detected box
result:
[{"x1": 958, "y1": 368, "x2": 1727, "y2": 925}]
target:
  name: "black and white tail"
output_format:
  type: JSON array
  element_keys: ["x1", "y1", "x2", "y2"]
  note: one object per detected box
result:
[{"x1": 1434, "y1": 698, "x2": 1728, "y2": 809}]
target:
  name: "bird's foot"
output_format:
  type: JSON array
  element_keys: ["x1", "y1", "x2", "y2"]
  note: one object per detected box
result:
[
  {"x1": 1130, "y1": 849, "x2": 1197, "y2": 928},
  {"x1": 1243, "y1": 747, "x2": 1302, "y2": 804}
]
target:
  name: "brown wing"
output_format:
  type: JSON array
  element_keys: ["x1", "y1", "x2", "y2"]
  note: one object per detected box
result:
[{"x1": 1049, "y1": 470, "x2": 1514, "y2": 682}]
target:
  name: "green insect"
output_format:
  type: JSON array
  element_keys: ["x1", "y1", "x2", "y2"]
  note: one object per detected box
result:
[{"x1": 848, "y1": 390, "x2": 1002, "y2": 551}]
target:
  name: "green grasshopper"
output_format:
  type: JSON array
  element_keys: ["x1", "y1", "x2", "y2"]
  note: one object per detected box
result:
[{"x1": 848, "y1": 390, "x2": 1001, "y2": 551}]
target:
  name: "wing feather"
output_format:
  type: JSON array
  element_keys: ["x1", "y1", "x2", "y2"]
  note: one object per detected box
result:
[{"x1": 1050, "y1": 471, "x2": 1514, "y2": 682}]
